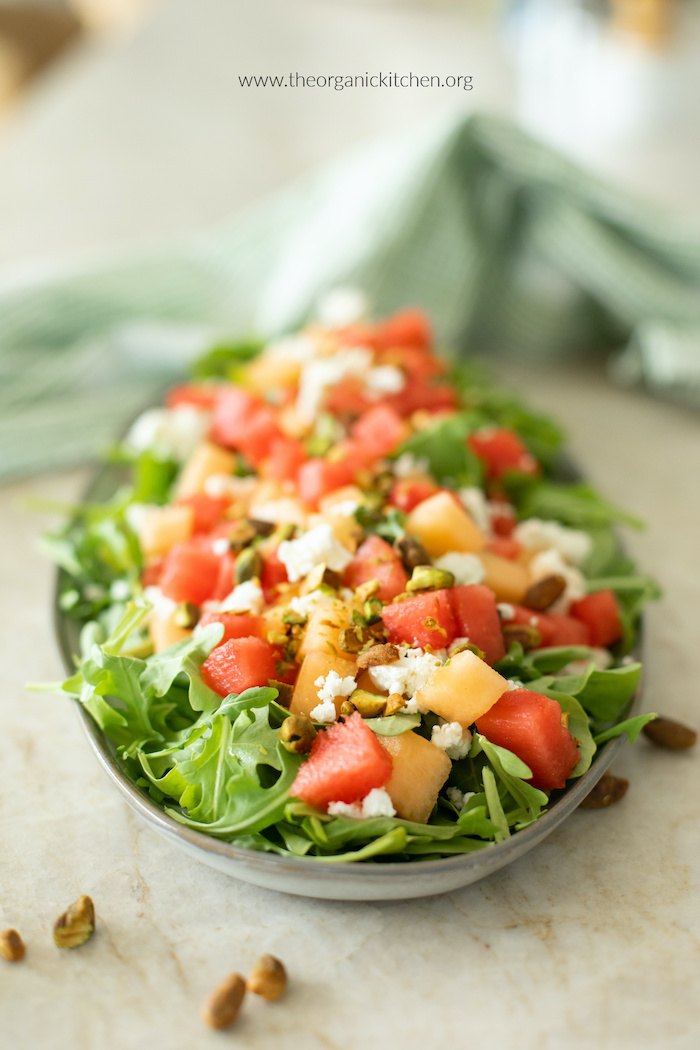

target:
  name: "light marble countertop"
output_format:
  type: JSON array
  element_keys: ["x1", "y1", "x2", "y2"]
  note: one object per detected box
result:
[{"x1": 1, "y1": 2, "x2": 699, "y2": 1048}]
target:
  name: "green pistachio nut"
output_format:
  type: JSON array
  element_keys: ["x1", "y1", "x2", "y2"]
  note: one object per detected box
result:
[
  {"x1": 53, "y1": 895, "x2": 95, "y2": 949},
  {"x1": 279, "y1": 715, "x2": 317, "y2": 754},
  {"x1": 406, "y1": 565, "x2": 455, "y2": 593},
  {"x1": 349, "y1": 689, "x2": 387, "y2": 718},
  {"x1": 235, "y1": 547, "x2": 263, "y2": 584}
]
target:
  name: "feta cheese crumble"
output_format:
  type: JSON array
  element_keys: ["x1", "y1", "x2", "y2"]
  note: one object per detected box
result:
[
  {"x1": 433, "y1": 552, "x2": 486, "y2": 586},
  {"x1": 143, "y1": 586, "x2": 177, "y2": 618},
  {"x1": 218, "y1": 579, "x2": 264, "y2": 615},
  {"x1": 327, "y1": 787, "x2": 396, "y2": 819},
  {"x1": 431, "y1": 721, "x2": 473, "y2": 760},
  {"x1": 309, "y1": 669, "x2": 357, "y2": 723},
  {"x1": 497, "y1": 603, "x2": 515, "y2": 621},
  {"x1": 364, "y1": 365, "x2": 406, "y2": 396},
  {"x1": 513, "y1": 518, "x2": 592, "y2": 566},
  {"x1": 296, "y1": 348, "x2": 373, "y2": 422},
  {"x1": 327, "y1": 499, "x2": 360, "y2": 518},
  {"x1": 287, "y1": 589, "x2": 333, "y2": 618},
  {"x1": 277, "y1": 523, "x2": 353, "y2": 582},
  {"x1": 211, "y1": 537, "x2": 230, "y2": 556},
  {"x1": 368, "y1": 646, "x2": 445, "y2": 703},
  {"x1": 125, "y1": 405, "x2": 210, "y2": 462},
  {"x1": 392, "y1": 452, "x2": 430, "y2": 478},
  {"x1": 446, "y1": 786, "x2": 475, "y2": 811},
  {"x1": 458, "y1": 486, "x2": 491, "y2": 534}
]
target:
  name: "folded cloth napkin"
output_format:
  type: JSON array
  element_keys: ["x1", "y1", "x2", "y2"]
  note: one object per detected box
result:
[{"x1": 1, "y1": 111, "x2": 699, "y2": 481}]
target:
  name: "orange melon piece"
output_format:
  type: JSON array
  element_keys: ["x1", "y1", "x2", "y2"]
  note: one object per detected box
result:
[
  {"x1": 149, "y1": 612, "x2": 192, "y2": 653},
  {"x1": 414, "y1": 649, "x2": 508, "y2": 728},
  {"x1": 139, "y1": 504, "x2": 194, "y2": 559},
  {"x1": 380, "y1": 732, "x2": 451, "y2": 823},
  {"x1": 477, "y1": 551, "x2": 529, "y2": 604},
  {"x1": 290, "y1": 652, "x2": 357, "y2": 719},
  {"x1": 176, "y1": 441, "x2": 237, "y2": 498},
  {"x1": 245, "y1": 352, "x2": 303, "y2": 394},
  {"x1": 405, "y1": 491, "x2": 486, "y2": 557},
  {"x1": 297, "y1": 600, "x2": 354, "y2": 663}
]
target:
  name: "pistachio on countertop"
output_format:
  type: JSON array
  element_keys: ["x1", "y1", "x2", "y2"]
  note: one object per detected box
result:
[
  {"x1": 0, "y1": 929, "x2": 25, "y2": 962},
  {"x1": 53, "y1": 894, "x2": 95, "y2": 949},
  {"x1": 247, "y1": 954, "x2": 288, "y2": 1001},
  {"x1": 201, "y1": 972, "x2": 247, "y2": 1029},
  {"x1": 579, "y1": 773, "x2": 629, "y2": 810},
  {"x1": 643, "y1": 716, "x2": 697, "y2": 751}
]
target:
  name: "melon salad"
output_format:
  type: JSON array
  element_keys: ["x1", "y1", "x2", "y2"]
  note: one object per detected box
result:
[{"x1": 51, "y1": 301, "x2": 659, "y2": 862}]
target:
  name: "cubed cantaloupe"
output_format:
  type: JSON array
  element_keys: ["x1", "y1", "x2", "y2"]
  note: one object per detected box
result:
[
  {"x1": 176, "y1": 441, "x2": 238, "y2": 498},
  {"x1": 477, "y1": 551, "x2": 530, "y2": 604},
  {"x1": 290, "y1": 651, "x2": 358, "y2": 719},
  {"x1": 245, "y1": 351, "x2": 303, "y2": 394},
  {"x1": 149, "y1": 612, "x2": 192, "y2": 653},
  {"x1": 139, "y1": 504, "x2": 194, "y2": 559},
  {"x1": 297, "y1": 600, "x2": 354, "y2": 662},
  {"x1": 380, "y1": 731, "x2": 451, "y2": 823},
  {"x1": 414, "y1": 649, "x2": 508, "y2": 728},
  {"x1": 405, "y1": 491, "x2": 486, "y2": 557}
]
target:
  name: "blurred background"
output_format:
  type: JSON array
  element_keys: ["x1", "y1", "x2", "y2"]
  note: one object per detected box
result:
[{"x1": 0, "y1": 0, "x2": 698, "y2": 275}]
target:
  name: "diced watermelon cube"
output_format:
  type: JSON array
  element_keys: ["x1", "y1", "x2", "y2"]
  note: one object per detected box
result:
[
  {"x1": 476, "y1": 688, "x2": 580, "y2": 791},
  {"x1": 345, "y1": 535, "x2": 408, "y2": 603},
  {"x1": 200, "y1": 636, "x2": 277, "y2": 697},
  {"x1": 570, "y1": 589, "x2": 623, "y2": 647},
  {"x1": 291, "y1": 712, "x2": 393, "y2": 810},
  {"x1": 351, "y1": 404, "x2": 406, "y2": 458},
  {"x1": 198, "y1": 611, "x2": 267, "y2": 644},
  {"x1": 159, "y1": 543, "x2": 221, "y2": 606},
  {"x1": 382, "y1": 589, "x2": 458, "y2": 650},
  {"x1": 449, "y1": 584, "x2": 505, "y2": 665}
]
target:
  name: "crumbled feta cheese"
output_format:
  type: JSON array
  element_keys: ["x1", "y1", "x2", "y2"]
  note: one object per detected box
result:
[
  {"x1": 143, "y1": 586, "x2": 177, "y2": 618},
  {"x1": 368, "y1": 646, "x2": 444, "y2": 701},
  {"x1": 529, "y1": 548, "x2": 587, "y2": 608},
  {"x1": 316, "y1": 287, "x2": 368, "y2": 328},
  {"x1": 219, "y1": 580, "x2": 264, "y2": 615},
  {"x1": 392, "y1": 452, "x2": 430, "y2": 478},
  {"x1": 327, "y1": 499, "x2": 360, "y2": 518},
  {"x1": 327, "y1": 786, "x2": 396, "y2": 819},
  {"x1": 204, "y1": 473, "x2": 257, "y2": 500},
  {"x1": 497, "y1": 603, "x2": 515, "y2": 621},
  {"x1": 309, "y1": 699, "x2": 338, "y2": 724},
  {"x1": 514, "y1": 518, "x2": 592, "y2": 565},
  {"x1": 124, "y1": 502, "x2": 159, "y2": 534},
  {"x1": 125, "y1": 405, "x2": 210, "y2": 462},
  {"x1": 446, "y1": 786, "x2": 475, "y2": 811},
  {"x1": 211, "y1": 537, "x2": 230, "y2": 556},
  {"x1": 458, "y1": 486, "x2": 491, "y2": 534},
  {"x1": 431, "y1": 721, "x2": 473, "y2": 760},
  {"x1": 264, "y1": 333, "x2": 320, "y2": 362},
  {"x1": 314, "y1": 670, "x2": 357, "y2": 704},
  {"x1": 278, "y1": 523, "x2": 353, "y2": 582},
  {"x1": 109, "y1": 579, "x2": 131, "y2": 601},
  {"x1": 506, "y1": 679, "x2": 523, "y2": 691},
  {"x1": 364, "y1": 365, "x2": 406, "y2": 396},
  {"x1": 288, "y1": 590, "x2": 331, "y2": 617},
  {"x1": 296, "y1": 348, "x2": 373, "y2": 422},
  {"x1": 433, "y1": 552, "x2": 486, "y2": 586}
]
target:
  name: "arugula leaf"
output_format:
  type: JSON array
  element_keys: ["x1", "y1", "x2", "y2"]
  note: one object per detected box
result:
[
  {"x1": 593, "y1": 713, "x2": 657, "y2": 745},
  {"x1": 191, "y1": 338, "x2": 264, "y2": 379},
  {"x1": 510, "y1": 480, "x2": 644, "y2": 530},
  {"x1": 392, "y1": 412, "x2": 483, "y2": 487},
  {"x1": 576, "y1": 664, "x2": 642, "y2": 723},
  {"x1": 478, "y1": 737, "x2": 549, "y2": 824},
  {"x1": 131, "y1": 451, "x2": 178, "y2": 504}
]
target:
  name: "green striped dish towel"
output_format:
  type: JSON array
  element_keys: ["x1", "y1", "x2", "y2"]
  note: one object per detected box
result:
[{"x1": 2, "y1": 112, "x2": 699, "y2": 480}]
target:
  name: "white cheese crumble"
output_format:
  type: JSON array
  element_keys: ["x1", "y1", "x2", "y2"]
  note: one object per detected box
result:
[
  {"x1": 109, "y1": 579, "x2": 131, "y2": 601},
  {"x1": 315, "y1": 287, "x2": 368, "y2": 328},
  {"x1": 277, "y1": 523, "x2": 353, "y2": 582},
  {"x1": 433, "y1": 552, "x2": 486, "y2": 587},
  {"x1": 497, "y1": 602, "x2": 515, "y2": 620},
  {"x1": 327, "y1": 499, "x2": 360, "y2": 518},
  {"x1": 458, "y1": 486, "x2": 491, "y2": 534},
  {"x1": 218, "y1": 580, "x2": 264, "y2": 615},
  {"x1": 211, "y1": 537, "x2": 230, "y2": 556},
  {"x1": 296, "y1": 348, "x2": 373, "y2": 422},
  {"x1": 392, "y1": 452, "x2": 430, "y2": 478},
  {"x1": 364, "y1": 365, "x2": 406, "y2": 396},
  {"x1": 204, "y1": 474, "x2": 257, "y2": 500},
  {"x1": 514, "y1": 518, "x2": 592, "y2": 566},
  {"x1": 529, "y1": 548, "x2": 587, "y2": 609},
  {"x1": 125, "y1": 405, "x2": 210, "y2": 462},
  {"x1": 506, "y1": 679, "x2": 523, "y2": 691},
  {"x1": 431, "y1": 721, "x2": 473, "y2": 760},
  {"x1": 327, "y1": 787, "x2": 396, "y2": 819},
  {"x1": 124, "y1": 502, "x2": 159, "y2": 534},
  {"x1": 446, "y1": 786, "x2": 475, "y2": 811},
  {"x1": 368, "y1": 646, "x2": 445, "y2": 702},
  {"x1": 143, "y1": 585, "x2": 177, "y2": 618},
  {"x1": 309, "y1": 669, "x2": 357, "y2": 723},
  {"x1": 287, "y1": 589, "x2": 332, "y2": 617}
]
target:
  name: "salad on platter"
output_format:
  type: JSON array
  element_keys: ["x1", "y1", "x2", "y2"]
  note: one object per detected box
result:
[{"x1": 44, "y1": 300, "x2": 659, "y2": 864}]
